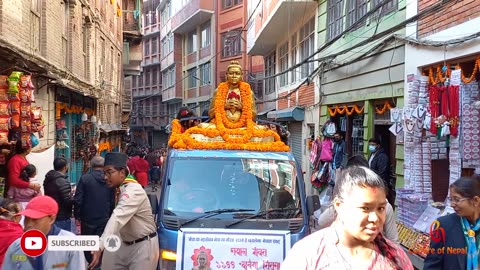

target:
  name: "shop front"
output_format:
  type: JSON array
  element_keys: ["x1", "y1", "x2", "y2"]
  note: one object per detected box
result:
[
  {"x1": 396, "y1": 56, "x2": 480, "y2": 268},
  {"x1": 267, "y1": 106, "x2": 305, "y2": 165},
  {"x1": 55, "y1": 88, "x2": 98, "y2": 184}
]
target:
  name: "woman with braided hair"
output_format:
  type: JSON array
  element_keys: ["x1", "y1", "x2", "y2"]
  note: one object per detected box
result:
[
  {"x1": 281, "y1": 166, "x2": 413, "y2": 270},
  {"x1": 0, "y1": 198, "x2": 23, "y2": 267}
]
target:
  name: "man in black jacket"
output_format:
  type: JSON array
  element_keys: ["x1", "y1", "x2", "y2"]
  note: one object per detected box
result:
[
  {"x1": 368, "y1": 138, "x2": 396, "y2": 208},
  {"x1": 43, "y1": 157, "x2": 73, "y2": 231},
  {"x1": 74, "y1": 155, "x2": 115, "y2": 266}
]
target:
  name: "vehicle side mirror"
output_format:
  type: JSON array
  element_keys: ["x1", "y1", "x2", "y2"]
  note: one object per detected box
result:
[
  {"x1": 306, "y1": 195, "x2": 320, "y2": 216},
  {"x1": 147, "y1": 193, "x2": 159, "y2": 215}
]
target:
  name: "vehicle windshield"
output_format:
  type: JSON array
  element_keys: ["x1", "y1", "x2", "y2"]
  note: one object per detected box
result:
[{"x1": 164, "y1": 158, "x2": 299, "y2": 216}]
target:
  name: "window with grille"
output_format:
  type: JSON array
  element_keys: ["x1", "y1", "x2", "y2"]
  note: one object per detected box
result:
[
  {"x1": 201, "y1": 22, "x2": 211, "y2": 48},
  {"x1": 144, "y1": 40, "x2": 150, "y2": 56},
  {"x1": 279, "y1": 42, "x2": 288, "y2": 87},
  {"x1": 346, "y1": 0, "x2": 367, "y2": 28},
  {"x1": 264, "y1": 52, "x2": 276, "y2": 94},
  {"x1": 291, "y1": 33, "x2": 297, "y2": 83},
  {"x1": 152, "y1": 67, "x2": 158, "y2": 85},
  {"x1": 222, "y1": 0, "x2": 242, "y2": 10},
  {"x1": 352, "y1": 114, "x2": 364, "y2": 156},
  {"x1": 200, "y1": 62, "x2": 211, "y2": 85},
  {"x1": 221, "y1": 29, "x2": 242, "y2": 58},
  {"x1": 187, "y1": 31, "x2": 197, "y2": 54},
  {"x1": 327, "y1": 0, "x2": 344, "y2": 40},
  {"x1": 187, "y1": 68, "x2": 197, "y2": 88},
  {"x1": 372, "y1": 0, "x2": 397, "y2": 19},
  {"x1": 145, "y1": 69, "x2": 151, "y2": 87},
  {"x1": 300, "y1": 18, "x2": 315, "y2": 78},
  {"x1": 152, "y1": 37, "x2": 158, "y2": 54}
]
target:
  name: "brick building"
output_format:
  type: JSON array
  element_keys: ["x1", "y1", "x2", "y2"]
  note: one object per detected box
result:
[
  {"x1": 247, "y1": 0, "x2": 320, "y2": 180},
  {"x1": 0, "y1": 0, "x2": 123, "y2": 182}
]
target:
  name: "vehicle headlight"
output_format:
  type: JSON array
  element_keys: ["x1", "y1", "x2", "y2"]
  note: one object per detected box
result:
[{"x1": 161, "y1": 250, "x2": 177, "y2": 261}]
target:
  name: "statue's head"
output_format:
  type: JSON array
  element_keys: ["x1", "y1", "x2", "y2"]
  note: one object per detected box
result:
[{"x1": 226, "y1": 60, "x2": 243, "y2": 85}]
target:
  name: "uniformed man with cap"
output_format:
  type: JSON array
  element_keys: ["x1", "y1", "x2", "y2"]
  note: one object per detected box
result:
[{"x1": 89, "y1": 152, "x2": 159, "y2": 270}]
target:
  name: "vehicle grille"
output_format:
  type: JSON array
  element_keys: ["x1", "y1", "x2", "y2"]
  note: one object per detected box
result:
[
  {"x1": 288, "y1": 218, "x2": 303, "y2": 233},
  {"x1": 163, "y1": 216, "x2": 180, "y2": 230}
]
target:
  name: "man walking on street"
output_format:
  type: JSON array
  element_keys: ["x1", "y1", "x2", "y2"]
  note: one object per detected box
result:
[
  {"x1": 368, "y1": 137, "x2": 396, "y2": 208},
  {"x1": 74, "y1": 155, "x2": 115, "y2": 267},
  {"x1": 90, "y1": 152, "x2": 159, "y2": 270},
  {"x1": 2, "y1": 196, "x2": 86, "y2": 270},
  {"x1": 43, "y1": 157, "x2": 74, "y2": 231}
]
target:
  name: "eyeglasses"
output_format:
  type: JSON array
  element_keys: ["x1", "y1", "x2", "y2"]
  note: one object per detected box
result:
[
  {"x1": 448, "y1": 197, "x2": 470, "y2": 204},
  {"x1": 104, "y1": 170, "x2": 119, "y2": 177}
]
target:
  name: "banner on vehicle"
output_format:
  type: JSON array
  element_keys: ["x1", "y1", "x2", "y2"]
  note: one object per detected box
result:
[{"x1": 176, "y1": 228, "x2": 291, "y2": 270}]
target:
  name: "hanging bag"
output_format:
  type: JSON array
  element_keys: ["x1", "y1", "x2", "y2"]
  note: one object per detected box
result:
[{"x1": 319, "y1": 138, "x2": 333, "y2": 162}]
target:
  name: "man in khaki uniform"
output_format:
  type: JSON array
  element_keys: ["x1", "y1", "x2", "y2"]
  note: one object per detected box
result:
[{"x1": 89, "y1": 152, "x2": 159, "y2": 270}]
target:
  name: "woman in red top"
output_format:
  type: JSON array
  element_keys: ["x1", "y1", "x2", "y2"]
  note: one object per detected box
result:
[
  {"x1": 127, "y1": 152, "x2": 150, "y2": 188},
  {"x1": 0, "y1": 198, "x2": 23, "y2": 267},
  {"x1": 6, "y1": 141, "x2": 40, "y2": 195}
]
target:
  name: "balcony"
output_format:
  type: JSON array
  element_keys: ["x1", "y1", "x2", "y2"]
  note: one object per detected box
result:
[
  {"x1": 123, "y1": 0, "x2": 143, "y2": 41},
  {"x1": 171, "y1": 0, "x2": 214, "y2": 34},
  {"x1": 123, "y1": 42, "x2": 143, "y2": 76},
  {"x1": 248, "y1": 0, "x2": 317, "y2": 55},
  {"x1": 162, "y1": 86, "x2": 182, "y2": 102}
]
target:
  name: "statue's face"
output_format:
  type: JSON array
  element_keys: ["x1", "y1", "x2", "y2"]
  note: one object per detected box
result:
[{"x1": 226, "y1": 66, "x2": 242, "y2": 85}]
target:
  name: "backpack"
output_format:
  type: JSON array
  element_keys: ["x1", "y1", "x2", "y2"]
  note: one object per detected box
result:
[
  {"x1": 322, "y1": 121, "x2": 336, "y2": 137},
  {"x1": 319, "y1": 138, "x2": 333, "y2": 162}
]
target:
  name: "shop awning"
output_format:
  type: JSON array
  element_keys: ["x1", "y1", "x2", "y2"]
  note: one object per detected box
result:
[
  {"x1": 267, "y1": 106, "x2": 305, "y2": 122},
  {"x1": 99, "y1": 123, "x2": 125, "y2": 133},
  {"x1": 256, "y1": 108, "x2": 275, "y2": 119}
]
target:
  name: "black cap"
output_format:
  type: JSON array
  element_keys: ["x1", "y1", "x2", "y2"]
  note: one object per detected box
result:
[{"x1": 104, "y1": 152, "x2": 128, "y2": 168}]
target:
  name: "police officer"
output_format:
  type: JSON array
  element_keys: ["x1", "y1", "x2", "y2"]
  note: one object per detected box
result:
[{"x1": 89, "y1": 152, "x2": 159, "y2": 270}]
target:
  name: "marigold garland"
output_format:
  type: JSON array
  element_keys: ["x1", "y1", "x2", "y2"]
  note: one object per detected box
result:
[
  {"x1": 167, "y1": 119, "x2": 290, "y2": 152},
  {"x1": 328, "y1": 105, "x2": 364, "y2": 116},
  {"x1": 375, "y1": 102, "x2": 394, "y2": 114},
  {"x1": 426, "y1": 58, "x2": 480, "y2": 85},
  {"x1": 215, "y1": 81, "x2": 253, "y2": 130}
]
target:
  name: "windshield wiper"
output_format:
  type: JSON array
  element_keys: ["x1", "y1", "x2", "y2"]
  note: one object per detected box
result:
[
  {"x1": 225, "y1": 207, "x2": 300, "y2": 228},
  {"x1": 179, "y1": 208, "x2": 255, "y2": 228}
]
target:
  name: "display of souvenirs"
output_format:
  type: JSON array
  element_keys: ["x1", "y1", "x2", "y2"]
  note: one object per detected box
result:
[
  {"x1": 0, "y1": 71, "x2": 45, "y2": 147},
  {"x1": 397, "y1": 222, "x2": 431, "y2": 258},
  {"x1": 397, "y1": 189, "x2": 430, "y2": 228},
  {"x1": 461, "y1": 82, "x2": 480, "y2": 168}
]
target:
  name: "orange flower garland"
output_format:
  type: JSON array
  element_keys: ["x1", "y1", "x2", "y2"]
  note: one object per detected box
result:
[
  {"x1": 215, "y1": 81, "x2": 253, "y2": 130},
  {"x1": 426, "y1": 58, "x2": 480, "y2": 85},
  {"x1": 328, "y1": 105, "x2": 364, "y2": 116},
  {"x1": 375, "y1": 102, "x2": 394, "y2": 114}
]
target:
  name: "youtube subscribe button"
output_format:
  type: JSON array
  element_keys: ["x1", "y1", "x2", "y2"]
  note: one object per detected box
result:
[
  {"x1": 48, "y1": 235, "x2": 100, "y2": 251},
  {"x1": 21, "y1": 230, "x2": 47, "y2": 257},
  {"x1": 20, "y1": 230, "x2": 100, "y2": 256}
]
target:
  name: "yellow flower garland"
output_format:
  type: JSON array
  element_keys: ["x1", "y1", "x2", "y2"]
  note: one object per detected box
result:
[{"x1": 215, "y1": 81, "x2": 253, "y2": 130}]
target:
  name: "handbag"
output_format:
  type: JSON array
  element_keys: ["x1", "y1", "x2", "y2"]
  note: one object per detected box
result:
[{"x1": 319, "y1": 139, "x2": 333, "y2": 162}]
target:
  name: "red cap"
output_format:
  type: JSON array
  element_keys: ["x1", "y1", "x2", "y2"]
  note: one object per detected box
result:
[{"x1": 17, "y1": 196, "x2": 59, "y2": 219}]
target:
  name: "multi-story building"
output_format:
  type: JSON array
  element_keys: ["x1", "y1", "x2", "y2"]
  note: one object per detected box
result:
[
  {"x1": 129, "y1": 0, "x2": 169, "y2": 148},
  {"x1": 0, "y1": 0, "x2": 123, "y2": 182},
  {"x1": 169, "y1": 0, "x2": 262, "y2": 116},
  {"x1": 315, "y1": 0, "x2": 406, "y2": 190},
  {"x1": 247, "y1": 0, "x2": 319, "y2": 191},
  {"x1": 123, "y1": 0, "x2": 143, "y2": 131}
]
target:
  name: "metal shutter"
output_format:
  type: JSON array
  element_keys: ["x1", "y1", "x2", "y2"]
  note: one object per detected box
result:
[{"x1": 289, "y1": 122, "x2": 303, "y2": 165}]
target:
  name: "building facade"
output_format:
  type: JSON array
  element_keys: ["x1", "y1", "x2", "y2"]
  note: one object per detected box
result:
[
  {"x1": 129, "y1": 0, "x2": 169, "y2": 148},
  {"x1": 316, "y1": 0, "x2": 406, "y2": 188},
  {"x1": 247, "y1": 0, "x2": 320, "y2": 194},
  {"x1": 0, "y1": 0, "x2": 123, "y2": 183}
]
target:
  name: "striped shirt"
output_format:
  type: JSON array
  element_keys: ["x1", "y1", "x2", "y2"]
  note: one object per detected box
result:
[{"x1": 280, "y1": 226, "x2": 413, "y2": 270}]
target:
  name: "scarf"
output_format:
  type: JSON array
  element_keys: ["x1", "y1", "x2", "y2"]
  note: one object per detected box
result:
[
  {"x1": 115, "y1": 175, "x2": 138, "y2": 205},
  {"x1": 461, "y1": 216, "x2": 480, "y2": 270}
]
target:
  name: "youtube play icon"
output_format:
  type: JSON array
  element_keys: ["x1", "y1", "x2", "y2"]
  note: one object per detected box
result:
[{"x1": 21, "y1": 230, "x2": 47, "y2": 257}]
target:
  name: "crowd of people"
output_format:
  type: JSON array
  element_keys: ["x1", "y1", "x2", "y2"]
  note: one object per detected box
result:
[
  {"x1": 1, "y1": 117, "x2": 480, "y2": 269},
  {"x1": 0, "y1": 150, "x2": 159, "y2": 269}
]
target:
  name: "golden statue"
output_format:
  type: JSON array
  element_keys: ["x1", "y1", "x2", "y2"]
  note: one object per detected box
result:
[
  {"x1": 167, "y1": 60, "x2": 288, "y2": 152},
  {"x1": 199, "y1": 60, "x2": 260, "y2": 129}
]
